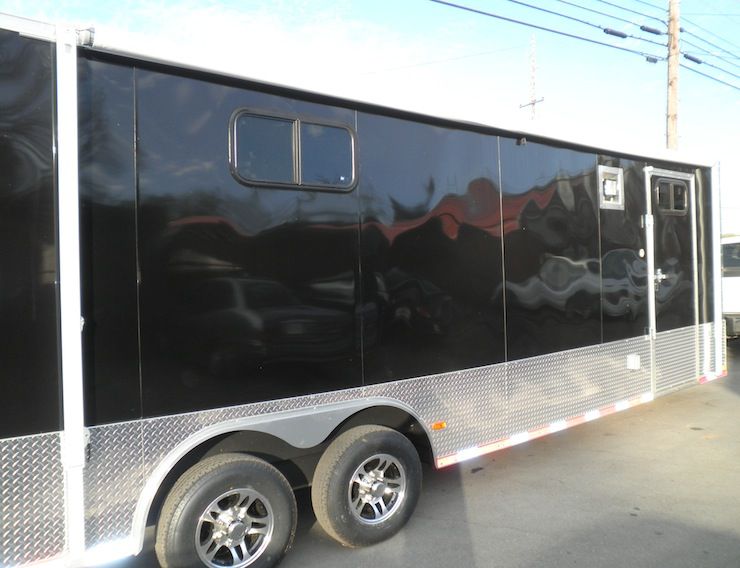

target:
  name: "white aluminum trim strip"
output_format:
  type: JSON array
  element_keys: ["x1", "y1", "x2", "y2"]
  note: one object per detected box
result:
[
  {"x1": 690, "y1": 174, "x2": 701, "y2": 380},
  {"x1": 712, "y1": 164, "x2": 724, "y2": 373},
  {"x1": 56, "y1": 26, "x2": 86, "y2": 563},
  {"x1": 643, "y1": 166, "x2": 657, "y2": 396},
  {"x1": 0, "y1": 12, "x2": 55, "y2": 40}
]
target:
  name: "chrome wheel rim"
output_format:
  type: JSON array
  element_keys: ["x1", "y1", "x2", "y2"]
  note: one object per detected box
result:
[
  {"x1": 348, "y1": 453, "x2": 406, "y2": 525},
  {"x1": 196, "y1": 488, "x2": 274, "y2": 567}
]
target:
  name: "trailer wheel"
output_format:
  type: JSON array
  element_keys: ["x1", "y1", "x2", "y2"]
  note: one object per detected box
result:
[
  {"x1": 155, "y1": 453, "x2": 296, "y2": 568},
  {"x1": 311, "y1": 425, "x2": 422, "y2": 547}
]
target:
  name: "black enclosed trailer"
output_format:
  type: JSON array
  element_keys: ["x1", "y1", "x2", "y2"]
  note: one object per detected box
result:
[{"x1": 0, "y1": 14, "x2": 726, "y2": 568}]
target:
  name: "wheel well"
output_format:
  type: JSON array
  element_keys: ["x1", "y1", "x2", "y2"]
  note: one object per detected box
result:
[
  {"x1": 145, "y1": 405, "x2": 433, "y2": 527},
  {"x1": 145, "y1": 430, "x2": 316, "y2": 527},
  {"x1": 331, "y1": 406, "x2": 434, "y2": 465}
]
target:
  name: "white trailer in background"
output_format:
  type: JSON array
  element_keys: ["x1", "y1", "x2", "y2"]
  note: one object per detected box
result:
[{"x1": 721, "y1": 235, "x2": 740, "y2": 338}]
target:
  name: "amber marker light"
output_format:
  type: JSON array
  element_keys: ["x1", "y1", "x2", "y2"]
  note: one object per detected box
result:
[{"x1": 431, "y1": 421, "x2": 447, "y2": 431}]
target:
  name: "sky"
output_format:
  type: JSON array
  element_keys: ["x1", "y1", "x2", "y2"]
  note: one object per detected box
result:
[{"x1": 2, "y1": 0, "x2": 738, "y2": 230}]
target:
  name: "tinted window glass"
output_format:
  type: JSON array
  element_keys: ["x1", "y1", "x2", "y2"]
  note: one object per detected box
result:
[
  {"x1": 658, "y1": 182, "x2": 671, "y2": 209},
  {"x1": 723, "y1": 243, "x2": 740, "y2": 269},
  {"x1": 656, "y1": 180, "x2": 687, "y2": 215},
  {"x1": 300, "y1": 122, "x2": 353, "y2": 187},
  {"x1": 235, "y1": 114, "x2": 294, "y2": 183},
  {"x1": 673, "y1": 183, "x2": 686, "y2": 211}
]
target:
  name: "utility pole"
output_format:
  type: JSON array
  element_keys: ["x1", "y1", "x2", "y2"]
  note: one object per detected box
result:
[
  {"x1": 520, "y1": 34, "x2": 544, "y2": 119},
  {"x1": 666, "y1": 0, "x2": 680, "y2": 149}
]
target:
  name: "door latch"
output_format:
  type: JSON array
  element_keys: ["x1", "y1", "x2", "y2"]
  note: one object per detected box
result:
[{"x1": 654, "y1": 268, "x2": 668, "y2": 290}]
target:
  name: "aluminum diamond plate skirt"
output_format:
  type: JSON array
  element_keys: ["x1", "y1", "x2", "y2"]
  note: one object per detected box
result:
[
  {"x1": 655, "y1": 325, "x2": 699, "y2": 394},
  {"x1": 83, "y1": 324, "x2": 719, "y2": 549},
  {"x1": 0, "y1": 432, "x2": 66, "y2": 567}
]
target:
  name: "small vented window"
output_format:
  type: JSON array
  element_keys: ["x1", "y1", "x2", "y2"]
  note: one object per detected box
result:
[
  {"x1": 598, "y1": 165, "x2": 624, "y2": 210},
  {"x1": 231, "y1": 110, "x2": 355, "y2": 190},
  {"x1": 655, "y1": 179, "x2": 688, "y2": 215}
]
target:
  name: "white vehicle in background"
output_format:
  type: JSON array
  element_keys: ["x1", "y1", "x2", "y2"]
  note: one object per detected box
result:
[{"x1": 722, "y1": 235, "x2": 740, "y2": 338}]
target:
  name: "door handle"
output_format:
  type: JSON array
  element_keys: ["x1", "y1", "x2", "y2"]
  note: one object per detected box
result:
[{"x1": 654, "y1": 268, "x2": 668, "y2": 289}]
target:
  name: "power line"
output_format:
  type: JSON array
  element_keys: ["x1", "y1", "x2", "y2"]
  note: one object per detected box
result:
[
  {"x1": 681, "y1": 37, "x2": 740, "y2": 69},
  {"x1": 551, "y1": 0, "x2": 662, "y2": 31},
  {"x1": 682, "y1": 53, "x2": 740, "y2": 80},
  {"x1": 629, "y1": 0, "x2": 665, "y2": 12},
  {"x1": 682, "y1": 27, "x2": 740, "y2": 60},
  {"x1": 682, "y1": 17, "x2": 740, "y2": 52},
  {"x1": 427, "y1": 0, "x2": 663, "y2": 60},
  {"x1": 590, "y1": 0, "x2": 665, "y2": 25},
  {"x1": 503, "y1": 0, "x2": 666, "y2": 47},
  {"x1": 629, "y1": 0, "x2": 740, "y2": 57},
  {"x1": 428, "y1": 0, "x2": 739, "y2": 93},
  {"x1": 684, "y1": 51, "x2": 740, "y2": 59},
  {"x1": 680, "y1": 63, "x2": 740, "y2": 90}
]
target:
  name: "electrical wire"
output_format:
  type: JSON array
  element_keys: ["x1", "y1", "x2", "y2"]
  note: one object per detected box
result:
[
  {"x1": 428, "y1": 0, "x2": 739, "y2": 92},
  {"x1": 590, "y1": 0, "x2": 665, "y2": 25},
  {"x1": 682, "y1": 55, "x2": 740, "y2": 80},
  {"x1": 682, "y1": 16, "x2": 740, "y2": 52},
  {"x1": 551, "y1": 0, "x2": 656, "y2": 30},
  {"x1": 682, "y1": 27, "x2": 740, "y2": 60},
  {"x1": 428, "y1": 0, "x2": 664, "y2": 60},
  {"x1": 628, "y1": 0, "x2": 665, "y2": 12},
  {"x1": 626, "y1": 0, "x2": 740, "y2": 62},
  {"x1": 680, "y1": 63, "x2": 740, "y2": 90},
  {"x1": 681, "y1": 36, "x2": 740, "y2": 69},
  {"x1": 503, "y1": 0, "x2": 666, "y2": 47}
]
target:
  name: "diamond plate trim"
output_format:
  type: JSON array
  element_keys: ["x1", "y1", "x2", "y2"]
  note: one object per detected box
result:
[
  {"x1": 83, "y1": 325, "x2": 720, "y2": 553},
  {"x1": 0, "y1": 432, "x2": 66, "y2": 567},
  {"x1": 506, "y1": 336, "x2": 652, "y2": 435},
  {"x1": 85, "y1": 422, "x2": 145, "y2": 547},
  {"x1": 655, "y1": 325, "x2": 699, "y2": 394}
]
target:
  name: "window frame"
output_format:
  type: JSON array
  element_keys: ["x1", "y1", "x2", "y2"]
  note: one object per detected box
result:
[
  {"x1": 654, "y1": 178, "x2": 689, "y2": 216},
  {"x1": 229, "y1": 108, "x2": 357, "y2": 192}
]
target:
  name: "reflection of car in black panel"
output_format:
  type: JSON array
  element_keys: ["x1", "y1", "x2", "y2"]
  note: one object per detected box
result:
[
  {"x1": 172, "y1": 277, "x2": 353, "y2": 374},
  {"x1": 384, "y1": 268, "x2": 454, "y2": 336}
]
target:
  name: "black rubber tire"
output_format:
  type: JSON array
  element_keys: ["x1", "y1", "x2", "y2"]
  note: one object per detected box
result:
[
  {"x1": 311, "y1": 425, "x2": 422, "y2": 548},
  {"x1": 155, "y1": 453, "x2": 297, "y2": 568}
]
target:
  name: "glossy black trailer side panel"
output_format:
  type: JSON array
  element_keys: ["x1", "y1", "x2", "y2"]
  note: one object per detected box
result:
[
  {"x1": 134, "y1": 68, "x2": 361, "y2": 418},
  {"x1": 74, "y1": 52, "x2": 717, "y2": 426},
  {"x1": 599, "y1": 158, "x2": 649, "y2": 343},
  {"x1": 500, "y1": 139, "x2": 602, "y2": 360},
  {"x1": 0, "y1": 31, "x2": 61, "y2": 437},
  {"x1": 78, "y1": 55, "x2": 141, "y2": 425},
  {"x1": 357, "y1": 114, "x2": 505, "y2": 383}
]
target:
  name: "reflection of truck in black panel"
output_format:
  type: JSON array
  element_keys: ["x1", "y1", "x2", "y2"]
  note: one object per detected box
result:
[
  {"x1": 171, "y1": 277, "x2": 355, "y2": 374},
  {"x1": 0, "y1": 16, "x2": 725, "y2": 568}
]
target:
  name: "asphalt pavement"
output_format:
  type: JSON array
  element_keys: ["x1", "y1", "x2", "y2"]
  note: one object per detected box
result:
[{"x1": 110, "y1": 341, "x2": 740, "y2": 568}]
